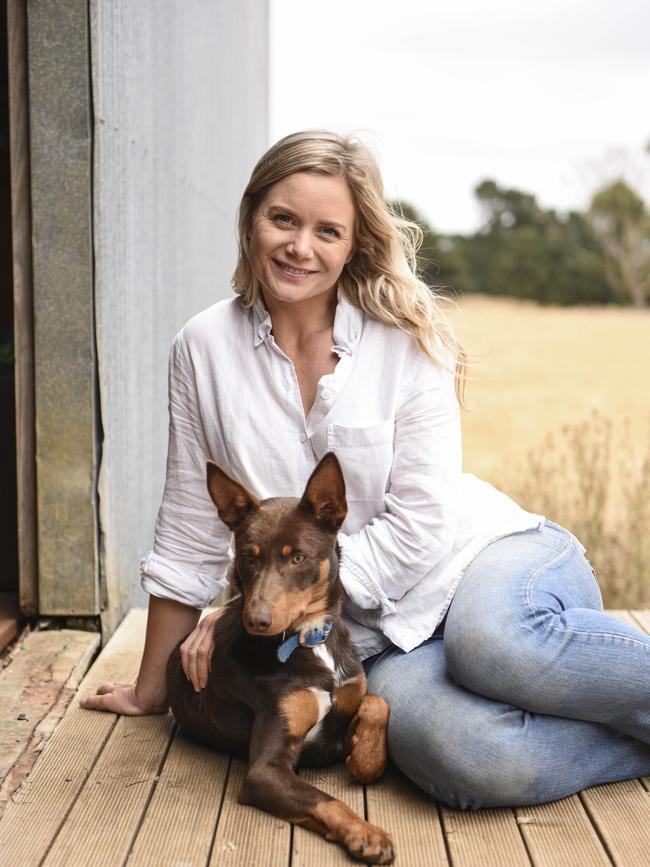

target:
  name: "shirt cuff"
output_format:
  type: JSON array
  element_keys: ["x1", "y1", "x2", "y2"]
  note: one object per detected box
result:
[{"x1": 140, "y1": 550, "x2": 227, "y2": 609}]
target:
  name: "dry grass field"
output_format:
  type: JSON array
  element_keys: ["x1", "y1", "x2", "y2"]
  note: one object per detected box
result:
[{"x1": 447, "y1": 295, "x2": 650, "y2": 607}]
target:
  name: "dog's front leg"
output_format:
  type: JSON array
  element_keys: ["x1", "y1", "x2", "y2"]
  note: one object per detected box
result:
[
  {"x1": 239, "y1": 684, "x2": 395, "y2": 865},
  {"x1": 335, "y1": 674, "x2": 391, "y2": 784}
]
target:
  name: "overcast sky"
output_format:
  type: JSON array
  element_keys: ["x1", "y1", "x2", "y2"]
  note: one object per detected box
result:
[{"x1": 270, "y1": 0, "x2": 650, "y2": 234}]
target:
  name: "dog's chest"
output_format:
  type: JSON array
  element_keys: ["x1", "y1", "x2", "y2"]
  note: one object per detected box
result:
[{"x1": 302, "y1": 644, "x2": 346, "y2": 745}]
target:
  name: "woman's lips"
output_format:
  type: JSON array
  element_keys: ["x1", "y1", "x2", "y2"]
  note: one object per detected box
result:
[{"x1": 272, "y1": 259, "x2": 317, "y2": 279}]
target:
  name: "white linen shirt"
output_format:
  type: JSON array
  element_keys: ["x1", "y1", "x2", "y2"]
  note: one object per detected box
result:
[{"x1": 140, "y1": 292, "x2": 544, "y2": 658}]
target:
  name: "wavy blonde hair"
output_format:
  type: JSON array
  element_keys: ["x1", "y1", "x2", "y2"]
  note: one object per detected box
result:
[{"x1": 232, "y1": 130, "x2": 467, "y2": 404}]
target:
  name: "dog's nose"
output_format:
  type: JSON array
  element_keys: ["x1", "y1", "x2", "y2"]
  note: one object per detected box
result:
[{"x1": 247, "y1": 610, "x2": 272, "y2": 633}]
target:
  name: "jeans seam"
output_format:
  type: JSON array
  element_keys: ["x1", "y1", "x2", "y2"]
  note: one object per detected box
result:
[{"x1": 525, "y1": 538, "x2": 650, "y2": 651}]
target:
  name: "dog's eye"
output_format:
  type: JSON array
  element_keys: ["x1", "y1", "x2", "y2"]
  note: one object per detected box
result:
[
  {"x1": 240, "y1": 550, "x2": 256, "y2": 564},
  {"x1": 291, "y1": 552, "x2": 305, "y2": 564}
]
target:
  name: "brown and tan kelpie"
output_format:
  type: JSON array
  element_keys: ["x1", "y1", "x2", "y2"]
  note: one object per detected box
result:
[{"x1": 166, "y1": 452, "x2": 395, "y2": 864}]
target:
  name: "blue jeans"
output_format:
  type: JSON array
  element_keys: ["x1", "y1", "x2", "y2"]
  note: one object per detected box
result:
[{"x1": 364, "y1": 520, "x2": 650, "y2": 809}]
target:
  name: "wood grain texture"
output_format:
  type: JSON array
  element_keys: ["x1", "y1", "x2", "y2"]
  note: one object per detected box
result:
[
  {"x1": 365, "y1": 765, "x2": 448, "y2": 867},
  {"x1": 209, "y1": 758, "x2": 291, "y2": 867},
  {"x1": 580, "y1": 779, "x2": 650, "y2": 867},
  {"x1": 42, "y1": 712, "x2": 175, "y2": 867},
  {"x1": 128, "y1": 730, "x2": 229, "y2": 867},
  {"x1": 0, "y1": 628, "x2": 99, "y2": 816},
  {"x1": 514, "y1": 797, "x2": 610, "y2": 867},
  {"x1": 292, "y1": 764, "x2": 366, "y2": 867},
  {"x1": 0, "y1": 609, "x2": 145, "y2": 863},
  {"x1": 6, "y1": 0, "x2": 38, "y2": 615},
  {"x1": 440, "y1": 806, "x2": 531, "y2": 867}
]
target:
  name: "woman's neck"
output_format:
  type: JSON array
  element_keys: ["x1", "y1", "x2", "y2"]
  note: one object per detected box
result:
[{"x1": 262, "y1": 288, "x2": 337, "y2": 354}]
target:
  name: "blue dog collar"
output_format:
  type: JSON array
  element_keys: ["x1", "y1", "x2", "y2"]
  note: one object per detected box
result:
[{"x1": 276, "y1": 622, "x2": 334, "y2": 663}]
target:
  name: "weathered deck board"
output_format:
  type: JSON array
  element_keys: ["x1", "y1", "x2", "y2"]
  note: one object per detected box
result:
[
  {"x1": 440, "y1": 806, "x2": 531, "y2": 867},
  {"x1": 128, "y1": 730, "x2": 229, "y2": 867},
  {"x1": 365, "y1": 765, "x2": 448, "y2": 867},
  {"x1": 0, "y1": 609, "x2": 146, "y2": 864},
  {"x1": 514, "y1": 797, "x2": 611, "y2": 867},
  {"x1": 0, "y1": 626, "x2": 99, "y2": 816},
  {"x1": 42, "y1": 712, "x2": 175, "y2": 867},
  {"x1": 292, "y1": 764, "x2": 365, "y2": 866},
  {"x1": 209, "y1": 758, "x2": 291, "y2": 867},
  {"x1": 580, "y1": 779, "x2": 650, "y2": 867}
]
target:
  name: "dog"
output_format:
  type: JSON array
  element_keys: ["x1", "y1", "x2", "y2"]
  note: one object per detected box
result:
[{"x1": 166, "y1": 452, "x2": 395, "y2": 864}]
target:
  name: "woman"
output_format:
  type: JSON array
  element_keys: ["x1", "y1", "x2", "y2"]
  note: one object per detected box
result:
[{"x1": 82, "y1": 130, "x2": 650, "y2": 809}]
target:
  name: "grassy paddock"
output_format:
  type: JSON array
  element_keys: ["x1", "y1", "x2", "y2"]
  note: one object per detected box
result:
[{"x1": 447, "y1": 295, "x2": 650, "y2": 607}]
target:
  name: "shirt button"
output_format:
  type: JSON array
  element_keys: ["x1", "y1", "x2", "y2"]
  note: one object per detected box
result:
[
  {"x1": 299, "y1": 432, "x2": 307, "y2": 443},
  {"x1": 321, "y1": 390, "x2": 331, "y2": 400}
]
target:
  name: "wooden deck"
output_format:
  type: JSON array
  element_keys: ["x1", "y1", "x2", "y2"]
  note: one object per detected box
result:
[{"x1": 1, "y1": 609, "x2": 649, "y2": 867}]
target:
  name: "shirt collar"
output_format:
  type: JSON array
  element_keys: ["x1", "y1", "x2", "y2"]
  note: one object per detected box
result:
[{"x1": 251, "y1": 288, "x2": 363, "y2": 354}]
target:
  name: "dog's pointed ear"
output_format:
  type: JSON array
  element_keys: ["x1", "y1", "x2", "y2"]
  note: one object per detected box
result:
[
  {"x1": 207, "y1": 461, "x2": 260, "y2": 530},
  {"x1": 300, "y1": 453, "x2": 347, "y2": 531}
]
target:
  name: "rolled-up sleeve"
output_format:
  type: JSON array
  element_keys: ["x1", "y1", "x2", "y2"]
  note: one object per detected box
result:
[
  {"x1": 140, "y1": 334, "x2": 231, "y2": 608},
  {"x1": 337, "y1": 350, "x2": 462, "y2": 611}
]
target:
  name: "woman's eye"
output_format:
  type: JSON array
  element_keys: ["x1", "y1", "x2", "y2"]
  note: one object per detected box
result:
[
  {"x1": 273, "y1": 213, "x2": 293, "y2": 225},
  {"x1": 291, "y1": 552, "x2": 305, "y2": 564},
  {"x1": 320, "y1": 226, "x2": 340, "y2": 238}
]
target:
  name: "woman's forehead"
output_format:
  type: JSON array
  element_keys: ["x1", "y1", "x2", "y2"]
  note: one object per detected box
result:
[{"x1": 262, "y1": 172, "x2": 356, "y2": 224}]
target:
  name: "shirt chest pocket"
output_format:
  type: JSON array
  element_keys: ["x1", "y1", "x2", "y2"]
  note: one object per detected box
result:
[{"x1": 326, "y1": 420, "x2": 394, "y2": 502}]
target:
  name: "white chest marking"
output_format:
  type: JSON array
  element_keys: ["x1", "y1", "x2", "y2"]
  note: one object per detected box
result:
[
  {"x1": 311, "y1": 643, "x2": 335, "y2": 673},
  {"x1": 304, "y1": 686, "x2": 332, "y2": 744}
]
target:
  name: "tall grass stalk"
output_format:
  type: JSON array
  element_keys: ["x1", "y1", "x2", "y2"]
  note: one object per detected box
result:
[{"x1": 503, "y1": 411, "x2": 650, "y2": 608}]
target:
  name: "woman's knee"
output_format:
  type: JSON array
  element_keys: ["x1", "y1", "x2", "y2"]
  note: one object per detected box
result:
[{"x1": 367, "y1": 647, "x2": 540, "y2": 809}]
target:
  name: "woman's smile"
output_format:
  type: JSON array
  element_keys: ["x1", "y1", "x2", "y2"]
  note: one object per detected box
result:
[{"x1": 271, "y1": 258, "x2": 318, "y2": 279}]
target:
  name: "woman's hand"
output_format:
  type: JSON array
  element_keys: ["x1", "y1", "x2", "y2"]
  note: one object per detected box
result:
[
  {"x1": 80, "y1": 682, "x2": 167, "y2": 715},
  {"x1": 181, "y1": 608, "x2": 225, "y2": 692}
]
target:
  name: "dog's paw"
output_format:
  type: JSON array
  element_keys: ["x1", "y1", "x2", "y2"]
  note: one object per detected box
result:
[
  {"x1": 343, "y1": 820, "x2": 395, "y2": 864},
  {"x1": 345, "y1": 694, "x2": 390, "y2": 784}
]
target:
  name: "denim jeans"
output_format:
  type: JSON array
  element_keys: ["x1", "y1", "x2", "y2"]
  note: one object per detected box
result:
[{"x1": 364, "y1": 520, "x2": 650, "y2": 809}]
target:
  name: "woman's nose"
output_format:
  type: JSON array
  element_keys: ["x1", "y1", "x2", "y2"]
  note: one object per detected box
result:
[{"x1": 287, "y1": 230, "x2": 312, "y2": 259}]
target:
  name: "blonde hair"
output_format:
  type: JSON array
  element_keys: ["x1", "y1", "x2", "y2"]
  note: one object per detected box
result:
[{"x1": 232, "y1": 130, "x2": 468, "y2": 404}]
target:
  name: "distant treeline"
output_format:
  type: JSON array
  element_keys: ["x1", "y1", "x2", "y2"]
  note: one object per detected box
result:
[{"x1": 392, "y1": 176, "x2": 650, "y2": 307}]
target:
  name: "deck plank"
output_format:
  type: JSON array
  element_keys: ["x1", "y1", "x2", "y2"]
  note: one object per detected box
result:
[
  {"x1": 365, "y1": 765, "x2": 448, "y2": 867},
  {"x1": 0, "y1": 627, "x2": 99, "y2": 816},
  {"x1": 292, "y1": 764, "x2": 365, "y2": 867},
  {"x1": 209, "y1": 758, "x2": 291, "y2": 867},
  {"x1": 42, "y1": 712, "x2": 175, "y2": 867},
  {"x1": 580, "y1": 779, "x2": 650, "y2": 867},
  {"x1": 0, "y1": 609, "x2": 146, "y2": 864},
  {"x1": 128, "y1": 730, "x2": 229, "y2": 867},
  {"x1": 514, "y1": 797, "x2": 611, "y2": 867},
  {"x1": 440, "y1": 806, "x2": 531, "y2": 867}
]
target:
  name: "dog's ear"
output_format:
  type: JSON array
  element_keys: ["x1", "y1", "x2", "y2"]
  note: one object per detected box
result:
[
  {"x1": 206, "y1": 461, "x2": 260, "y2": 530},
  {"x1": 300, "y1": 452, "x2": 347, "y2": 531}
]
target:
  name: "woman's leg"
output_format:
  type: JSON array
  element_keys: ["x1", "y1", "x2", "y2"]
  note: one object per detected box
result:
[
  {"x1": 443, "y1": 521, "x2": 650, "y2": 744},
  {"x1": 365, "y1": 637, "x2": 650, "y2": 810}
]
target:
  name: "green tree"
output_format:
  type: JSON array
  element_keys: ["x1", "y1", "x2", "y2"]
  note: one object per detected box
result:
[{"x1": 588, "y1": 180, "x2": 650, "y2": 307}]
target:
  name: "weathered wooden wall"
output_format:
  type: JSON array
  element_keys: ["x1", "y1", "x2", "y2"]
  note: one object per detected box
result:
[{"x1": 27, "y1": 0, "x2": 269, "y2": 629}]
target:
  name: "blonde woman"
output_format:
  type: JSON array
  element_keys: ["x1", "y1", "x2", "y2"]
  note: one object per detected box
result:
[{"x1": 82, "y1": 131, "x2": 650, "y2": 809}]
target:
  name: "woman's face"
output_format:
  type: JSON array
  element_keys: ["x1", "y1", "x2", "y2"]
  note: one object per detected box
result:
[{"x1": 248, "y1": 172, "x2": 356, "y2": 311}]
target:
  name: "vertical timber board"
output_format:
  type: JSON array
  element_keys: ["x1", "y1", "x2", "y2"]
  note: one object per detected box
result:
[
  {"x1": 28, "y1": 0, "x2": 99, "y2": 614},
  {"x1": 89, "y1": 0, "x2": 269, "y2": 635},
  {"x1": 7, "y1": 0, "x2": 38, "y2": 613}
]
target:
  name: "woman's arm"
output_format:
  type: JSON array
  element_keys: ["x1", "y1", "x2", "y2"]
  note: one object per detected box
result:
[
  {"x1": 83, "y1": 332, "x2": 231, "y2": 712},
  {"x1": 80, "y1": 596, "x2": 200, "y2": 714}
]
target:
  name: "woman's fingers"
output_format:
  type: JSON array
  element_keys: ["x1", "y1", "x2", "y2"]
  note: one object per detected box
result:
[
  {"x1": 95, "y1": 681, "x2": 130, "y2": 695},
  {"x1": 80, "y1": 683, "x2": 166, "y2": 716},
  {"x1": 180, "y1": 609, "x2": 222, "y2": 691}
]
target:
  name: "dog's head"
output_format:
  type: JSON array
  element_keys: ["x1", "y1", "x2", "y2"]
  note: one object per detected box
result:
[{"x1": 206, "y1": 453, "x2": 347, "y2": 637}]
